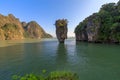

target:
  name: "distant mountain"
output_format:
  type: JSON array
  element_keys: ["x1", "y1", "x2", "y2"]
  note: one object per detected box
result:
[
  {"x1": 75, "y1": 0, "x2": 120, "y2": 43},
  {"x1": 21, "y1": 21, "x2": 52, "y2": 39},
  {"x1": 0, "y1": 14, "x2": 52, "y2": 40}
]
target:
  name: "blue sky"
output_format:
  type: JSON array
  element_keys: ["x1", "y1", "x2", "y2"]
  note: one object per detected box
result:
[{"x1": 0, "y1": 0, "x2": 119, "y2": 37}]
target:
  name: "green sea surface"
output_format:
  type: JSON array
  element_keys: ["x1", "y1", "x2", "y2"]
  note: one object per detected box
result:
[{"x1": 0, "y1": 39, "x2": 120, "y2": 80}]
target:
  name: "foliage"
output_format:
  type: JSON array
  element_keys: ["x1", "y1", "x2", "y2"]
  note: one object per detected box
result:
[
  {"x1": 0, "y1": 23, "x2": 24, "y2": 40},
  {"x1": 55, "y1": 19, "x2": 68, "y2": 27},
  {"x1": 75, "y1": 0, "x2": 120, "y2": 42},
  {"x1": 1, "y1": 23, "x2": 18, "y2": 31},
  {"x1": 12, "y1": 71, "x2": 78, "y2": 80},
  {"x1": 24, "y1": 21, "x2": 52, "y2": 39},
  {"x1": 48, "y1": 71, "x2": 78, "y2": 80},
  {"x1": 0, "y1": 14, "x2": 52, "y2": 40},
  {"x1": 23, "y1": 31, "x2": 30, "y2": 38}
]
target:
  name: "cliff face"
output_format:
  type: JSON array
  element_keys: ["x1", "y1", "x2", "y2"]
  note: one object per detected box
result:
[
  {"x1": 75, "y1": 13, "x2": 101, "y2": 42},
  {"x1": 0, "y1": 14, "x2": 52, "y2": 40},
  {"x1": 22, "y1": 21, "x2": 52, "y2": 39},
  {"x1": 55, "y1": 19, "x2": 68, "y2": 43},
  {"x1": 0, "y1": 14, "x2": 24, "y2": 40},
  {"x1": 0, "y1": 29, "x2": 5, "y2": 40},
  {"x1": 75, "y1": 1, "x2": 120, "y2": 43}
]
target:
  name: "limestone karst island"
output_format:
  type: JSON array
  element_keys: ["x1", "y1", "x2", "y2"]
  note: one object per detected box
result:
[
  {"x1": 75, "y1": 1, "x2": 120, "y2": 43},
  {"x1": 0, "y1": 14, "x2": 52, "y2": 40},
  {"x1": 55, "y1": 19, "x2": 68, "y2": 43}
]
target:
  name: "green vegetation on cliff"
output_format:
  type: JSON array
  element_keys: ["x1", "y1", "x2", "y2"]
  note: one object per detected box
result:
[
  {"x1": 22, "y1": 21, "x2": 52, "y2": 39},
  {"x1": 1, "y1": 23, "x2": 24, "y2": 40},
  {"x1": 0, "y1": 14, "x2": 24, "y2": 40},
  {"x1": 0, "y1": 14, "x2": 52, "y2": 40},
  {"x1": 75, "y1": 0, "x2": 120, "y2": 43},
  {"x1": 55, "y1": 19, "x2": 68, "y2": 27}
]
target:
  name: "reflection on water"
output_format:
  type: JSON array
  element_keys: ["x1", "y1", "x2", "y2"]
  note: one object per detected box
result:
[
  {"x1": 55, "y1": 44, "x2": 68, "y2": 69},
  {"x1": 0, "y1": 39, "x2": 120, "y2": 80}
]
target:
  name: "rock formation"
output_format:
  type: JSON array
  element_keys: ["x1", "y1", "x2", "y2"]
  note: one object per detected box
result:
[
  {"x1": 75, "y1": 13, "x2": 100, "y2": 42},
  {"x1": 55, "y1": 19, "x2": 68, "y2": 43},
  {"x1": 0, "y1": 14, "x2": 24, "y2": 40},
  {"x1": 75, "y1": 1, "x2": 120, "y2": 43},
  {"x1": 0, "y1": 13, "x2": 52, "y2": 40},
  {"x1": 22, "y1": 21, "x2": 52, "y2": 39}
]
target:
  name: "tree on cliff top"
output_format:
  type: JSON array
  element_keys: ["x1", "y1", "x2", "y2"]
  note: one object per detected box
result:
[{"x1": 55, "y1": 19, "x2": 68, "y2": 27}]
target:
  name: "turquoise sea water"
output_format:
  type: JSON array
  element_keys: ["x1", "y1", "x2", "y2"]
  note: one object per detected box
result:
[{"x1": 0, "y1": 39, "x2": 120, "y2": 80}]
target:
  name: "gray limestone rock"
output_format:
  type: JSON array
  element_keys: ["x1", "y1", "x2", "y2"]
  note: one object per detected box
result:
[{"x1": 55, "y1": 19, "x2": 68, "y2": 43}]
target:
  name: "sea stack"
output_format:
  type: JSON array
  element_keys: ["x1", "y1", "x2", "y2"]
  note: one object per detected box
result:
[{"x1": 55, "y1": 19, "x2": 68, "y2": 43}]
